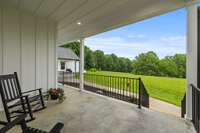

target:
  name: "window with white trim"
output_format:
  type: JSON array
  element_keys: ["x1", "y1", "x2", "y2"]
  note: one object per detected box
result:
[{"x1": 60, "y1": 61, "x2": 65, "y2": 70}]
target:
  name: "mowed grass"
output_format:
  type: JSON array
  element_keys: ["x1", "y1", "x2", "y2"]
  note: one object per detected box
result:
[{"x1": 86, "y1": 71, "x2": 186, "y2": 106}]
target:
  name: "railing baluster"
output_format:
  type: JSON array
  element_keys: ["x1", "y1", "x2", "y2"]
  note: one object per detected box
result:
[
  {"x1": 107, "y1": 76, "x2": 109, "y2": 96},
  {"x1": 118, "y1": 77, "x2": 119, "y2": 99},
  {"x1": 122, "y1": 77, "x2": 124, "y2": 100},
  {"x1": 125, "y1": 77, "x2": 127, "y2": 100},
  {"x1": 109, "y1": 76, "x2": 110, "y2": 96},
  {"x1": 136, "y1": 79, "x2": 138, "y2": 102},
  {"x1": 112, "y1": 76, "x2": 114, "y2": 97},
  {"x1": 120, "y1": 77, "x2": 122, "y2": 100},
  {"x1": 138, "y1": 78, "x2": 141, "y2": 109},
  {"x1": 132, "y1": 79, "x2": 134, "y2": 103},
  {"x1": 108, "y1": 76, "x2": 110, "y2": 96},
  {"x1": 110, "y1": 76, "x2": 112, "y2": 97},
  {"x1": 113, "y1": 76, "x2": 115, "y2": 97},
  {"x1": 62, "y1": 71, "x2": 64, "y2": 85},
  {"x1": 128, "y1": 78, "x2": 130, "y2": 100},
  {"x1": 119, "y1": 77, "x2": 121, "y2": 100},
  {"x1": 124, "y1": 77, "x2": 126, "y2": 101},
  {"x1": 115, "y1": 77, "x2": 117, "y2": 98}
]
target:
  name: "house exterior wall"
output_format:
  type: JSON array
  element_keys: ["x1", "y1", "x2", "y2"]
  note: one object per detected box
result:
[
  {"x1": 0, "y1": 7, "x2": 57, "y2": 109},
  {"x1": 58, "y1": 60, "x2": 80, "y2": 73}
]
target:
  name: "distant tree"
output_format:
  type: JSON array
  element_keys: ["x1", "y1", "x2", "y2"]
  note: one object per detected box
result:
[
  {"x1": 159, "y1": 57, "x2": 179, "y2": 77},
  {"x1": 62, "y1": 41, "x2": 80, "y2": 56},
  {"x1": 62, "y1": 41, "x2": 186, "y2": 78},
  {"x1": 85, "y1": 48, "x2": 95, "y2": 70},
  {"x1": 172, "y1": 54, "x2": 186, "y2": 78},
  {"x1": 132, "y1": 51, "x2": 160, "y2": 76},
  {"x1": 125, "y1": 58, "x2": 133, "y2": 72},
  {"x1": 104, "y1": 55, "x2": 114, "y2": 71},
  {"x1": 94, "y1": 50, "x2": 105, "y2": 70},
  {"x1": 158, "y1": 54, "x2": 186, "y2": 78},
  {"x1": 110, "y1": 54, "x2": 119, "y2": 71}
]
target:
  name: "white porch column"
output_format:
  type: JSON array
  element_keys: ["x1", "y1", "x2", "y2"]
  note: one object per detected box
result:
[
  {"x1": 80, "y1": 38, "x2": 85, "y2": 91},
  {"x1": 186, "y1": 4, "x2": 198, "y2": 120}
]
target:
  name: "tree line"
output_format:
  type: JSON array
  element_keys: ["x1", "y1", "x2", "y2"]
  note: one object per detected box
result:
[{"x1": 63, "y1": 41, "x2": 186, "y2": 78}]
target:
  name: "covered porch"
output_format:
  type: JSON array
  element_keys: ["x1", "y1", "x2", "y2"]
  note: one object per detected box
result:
[
  {"x1": 6, "y1": 86, "x2": 196, "y2": 133},
  {"x1": 0, "y1": 0, "x2": 199, "y2": 133}
]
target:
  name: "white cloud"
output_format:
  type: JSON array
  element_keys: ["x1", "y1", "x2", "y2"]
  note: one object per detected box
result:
[
  {"x1": 85, "y1": 35, "x2": 186, "y2": 59},
  {"x1": 160, "y1": 36, "x2": 186, "y2": 47}
]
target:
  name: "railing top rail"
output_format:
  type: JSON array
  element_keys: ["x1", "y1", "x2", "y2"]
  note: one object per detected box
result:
[
  {"x1": 84, "y1": 73, "x2": 140, "y2": 80},
  {"x1": 191, "y1": 84, "x2": 200, "y2": 92}
]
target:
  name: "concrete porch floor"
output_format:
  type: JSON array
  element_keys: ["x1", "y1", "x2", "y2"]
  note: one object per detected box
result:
[{"x1": 6, "y1": 86, "x2": 195, "y2": 133}]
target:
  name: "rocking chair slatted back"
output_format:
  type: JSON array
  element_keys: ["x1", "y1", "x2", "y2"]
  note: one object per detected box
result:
[
  {"x1": 0, "y1": 72, "x2": 22, "y2": 102},
  {"x1": 0, "y1": 72, "x2": 46, "y2": 124}
]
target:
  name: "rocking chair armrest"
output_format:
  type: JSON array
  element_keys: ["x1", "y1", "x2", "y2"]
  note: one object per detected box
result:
[
  {"x1": 49, "y1": 122, "x2": 64, "y2": 133},
  {"x1": 15, "y1": 95, "x2": 29, "y2": 100},
  {"x1": 22, "y1": 88, "x2": 42, "y2": 94},
  {"x1": 5, "y1": 95, "x2": 29, "y2": 102},
  {"x1": 0, "y1": 114, "x2": 27, "y2": 133}
]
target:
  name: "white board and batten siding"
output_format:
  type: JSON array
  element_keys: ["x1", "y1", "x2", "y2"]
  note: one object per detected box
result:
[{"x1": 0, "y1": 7, "x2": 57, "y2": 107}]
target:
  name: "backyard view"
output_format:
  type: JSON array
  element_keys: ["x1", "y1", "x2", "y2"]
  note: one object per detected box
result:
[
  {"x1": 60, "y1": 9, "x2": 186, "y2": 110},
  {"x1": 62, "y1": 41, "x2": 186, "y2": 107}
]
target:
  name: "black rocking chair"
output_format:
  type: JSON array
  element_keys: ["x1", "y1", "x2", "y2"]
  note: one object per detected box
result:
[
  {"x1": 0, "y1": 114, "x2": 64, "y2": 133},
  {"x1": 0, "y1": 72, "x2": 46, "y2": 124}
]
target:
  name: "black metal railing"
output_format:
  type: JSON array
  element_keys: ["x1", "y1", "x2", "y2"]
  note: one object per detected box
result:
[
  {"x1": 58, "y1": 71, "x2": 80, "y2": 88},
  {"x1": 191, "y1": 84, "x2": 200, "y2": 133},
  {"x1": 181, "y1": 93, "x2": 186, "y2": 118},
  {"x1": 58, "y1": 72, "x2": 149, "y2": 108}
]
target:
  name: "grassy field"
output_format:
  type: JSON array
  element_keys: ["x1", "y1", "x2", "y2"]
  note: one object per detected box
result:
[{"x1": 86, "y1": 71, "x2": 186, "y2": 106}]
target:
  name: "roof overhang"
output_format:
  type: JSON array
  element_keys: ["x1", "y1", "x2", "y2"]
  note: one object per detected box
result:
[{"x1": 1, "y1": 0, "x2": 197, "y2": 45}]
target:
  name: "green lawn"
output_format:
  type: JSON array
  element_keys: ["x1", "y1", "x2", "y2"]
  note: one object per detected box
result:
[{"x1": 86, "y1": 71, "x2": 186, "y2": 106}]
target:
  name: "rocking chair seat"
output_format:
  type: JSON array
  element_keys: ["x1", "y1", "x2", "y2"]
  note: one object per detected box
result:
[{"x1": 8, "y1": 95, "x2": 41, "y2": 109}]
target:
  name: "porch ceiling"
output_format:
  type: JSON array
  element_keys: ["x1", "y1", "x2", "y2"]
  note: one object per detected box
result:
[{"x1": 1, "y1": 0, "x2": 197, "y2": 45}]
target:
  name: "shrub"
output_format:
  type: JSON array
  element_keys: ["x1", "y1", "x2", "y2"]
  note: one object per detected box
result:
[{"x1": 89, "y1": 68, "x2": 97, "y2": 72}]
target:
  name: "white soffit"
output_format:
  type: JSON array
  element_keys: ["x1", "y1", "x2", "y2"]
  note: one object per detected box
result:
[{"x1": 0, "y1": 0, "x2": 197, "y2": 45}]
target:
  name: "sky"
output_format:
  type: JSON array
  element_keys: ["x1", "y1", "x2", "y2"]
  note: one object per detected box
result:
[{"x1": 85, "y1": 8, "x2": 187, "y2": 59}]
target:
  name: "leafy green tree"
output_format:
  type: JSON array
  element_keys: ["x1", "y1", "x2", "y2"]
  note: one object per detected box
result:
[
  {"x1": 94, "y1": 50, "x2": 105, "y2": 70},
  {"x1": 62, "y1": 41, "x2": 80, "y2": 56},
  {"x1": 159, "y1": 54, "x2": 186, "y2": 78},
  {"x1": 85, "y1": 48, "x2": 95, "y2": 70},
  {"x1": 159, "y1": 57, "x2": 179, "y2": 77},
  {"x1": 132, "y1": 51, "x2": 160, "y2": 76},
  {"x1": 110, "y1": 54, "x2": 119, "y2": 71},
  {"x1": 172, "y1": 54, "x2": 186, "y2": 78},
  {"x1": 125, "y1": 58, "x2": 133, "y2": 72},
  {"x1": 104, "y1": 55, "x2": 114, "y2": 71}
]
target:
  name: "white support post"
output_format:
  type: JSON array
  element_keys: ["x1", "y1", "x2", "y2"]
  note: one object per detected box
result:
[
  {"x1": 186, "y1": 4, "x2": 198, "y2": 120},
  {"x1": 80, "y1": 38, "x2": 85, "y2": 91},
  {"x1": 55, "y1": 45, "x2": 58, "y2": 88}
]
